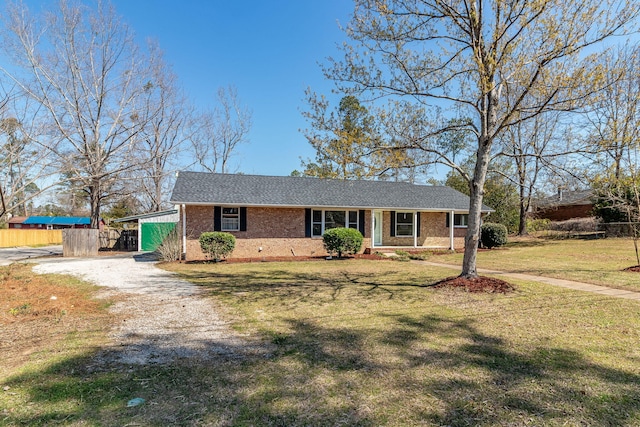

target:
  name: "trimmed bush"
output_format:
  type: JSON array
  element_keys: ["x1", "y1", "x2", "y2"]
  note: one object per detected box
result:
[
  {"x1": 323, "y1": 227, "x2": 363, "y2": 258},
  {"x1": 198, "y1": 232, "x2": 236, "y2": 261},
  {"x1": 481, "y1": 222, "x2": 508, "y2": 249}
]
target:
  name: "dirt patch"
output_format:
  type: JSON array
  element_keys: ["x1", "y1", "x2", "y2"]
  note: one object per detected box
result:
[
  {"x1": 432, "y1": 275, "x2": 516, "y2": 293},
  {"x1": 0, "y1": 264, "x2": 110, "y2": 370},
  {"x1": 623, "y1": 265, "x2": 640, "y2": 273}
]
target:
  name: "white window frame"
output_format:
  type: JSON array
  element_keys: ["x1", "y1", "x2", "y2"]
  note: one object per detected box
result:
[
  {"x1": 395, "y1": 211, "x2": 414, "y2": 237},
  {"x1": 221, "y1": 207, "x2": 240, "y2": 231},
  {"x1": 454, "y1": 213, "x2": 469, "y2": 228},
  {"x1": 311, "y1": 209, "x2": 359, "y2": 237}
]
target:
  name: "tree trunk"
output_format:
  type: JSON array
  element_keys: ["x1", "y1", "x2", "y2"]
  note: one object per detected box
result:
[
  {"x1": 461, "y1": 137, "x2": 491, "y2": 278},
  {"x1": 461, "y1": 85, "x2": 497, "y2": 278},
  {"x1": 89, "y1": 181, "x2": 101, "y2": 229},
  {"x1": 518, "y1": 199, "x2": 528, "y2": 236},
  {"x1": 518, "y1": 183, "x2": 528, "y2": 235}
]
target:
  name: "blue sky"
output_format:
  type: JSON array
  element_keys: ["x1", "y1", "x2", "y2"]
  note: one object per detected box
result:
[{"x1": 112, "y1": 0, "x2": 352, "y2": 176}]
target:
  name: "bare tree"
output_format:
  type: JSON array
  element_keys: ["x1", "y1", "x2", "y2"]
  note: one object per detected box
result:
[
  {"x1": 325, "y1": 0, "x2": 639, "y2": 278},
  {"x1": 494, "y1": 105, "x2": 573, "y2": 235},
  {"x1": 192, "y1": 85, "x2": 251, "y2": 174},
  {"x1": 134, "y1": 41, "x2": 190, "y2": 212},
  {"x1": 0, "y1": 89, "x2": 57, "y2": 221},
  {"x1": 585, "y1": 45, "x2": 640, "y2": 180},
  {"x1": 1, "y1": 0, "x2": 148, "y2": 228}
]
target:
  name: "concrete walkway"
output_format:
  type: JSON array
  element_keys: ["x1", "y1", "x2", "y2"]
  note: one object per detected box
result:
[{"x1": 415, "y1": 261, "x2": 640, "y2": 301}]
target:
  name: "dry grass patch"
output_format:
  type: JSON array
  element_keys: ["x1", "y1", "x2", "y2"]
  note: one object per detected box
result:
[{"x1": 0, "y1": 263, "x2": 111, "y2": 371}]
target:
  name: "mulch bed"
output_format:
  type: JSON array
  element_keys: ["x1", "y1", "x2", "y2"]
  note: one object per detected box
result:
[
  {"x1": 623, "y1": 265, "x2": 640, "y2": 272},
  {"x1": 432, "y1": 275, "x2": 516, "y2": 293}
]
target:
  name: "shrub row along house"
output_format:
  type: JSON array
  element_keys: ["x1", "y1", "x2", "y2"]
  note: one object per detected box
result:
[{"x1": 169, "y1": 172, "x2": 493, "y2": 260}]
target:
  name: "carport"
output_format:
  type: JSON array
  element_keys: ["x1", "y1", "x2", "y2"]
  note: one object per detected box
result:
[{"x1": 113, "y1": 209, "x2": 179, "y2": 251}]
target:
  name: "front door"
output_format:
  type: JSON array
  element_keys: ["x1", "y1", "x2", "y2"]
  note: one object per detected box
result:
[{"x1": 374, "y1": 210, "x2": 382, "y2": 246}]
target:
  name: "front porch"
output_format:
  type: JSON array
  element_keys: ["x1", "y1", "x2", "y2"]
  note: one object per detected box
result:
[{"x1": 369, "y1": 210, "x2": 467, "y2": 251}]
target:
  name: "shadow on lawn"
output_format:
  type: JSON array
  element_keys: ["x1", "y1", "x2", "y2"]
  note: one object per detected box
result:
[
  {"x1": 4, "y1": 314, "x2": 640, "y2": 426},
  {"x1": 180, "y1": 268, "x2": 434, "y2": 305}
]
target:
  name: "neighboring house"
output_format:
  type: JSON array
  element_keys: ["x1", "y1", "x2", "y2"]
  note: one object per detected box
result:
[
  {"x1": 169, "y1": 172, "x2": 493, "y2": 260},
  {"x1": 7, "y1": 216, "x2": 28, "y2": 229},
  {"x1": 113, "y1": 209, "x2": 180, "y2": 251},
  {"x1": 12, "y1": 216, "x2": 104, "y2": 230},
  {"x1": 534, "y1": 189, "x2": 594, "y2": 221}
]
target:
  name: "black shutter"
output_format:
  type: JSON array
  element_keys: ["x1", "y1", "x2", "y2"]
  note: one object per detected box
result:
[
  {"x1": 305, "y1": 208, "x2": 312, "y2": 237},
  {"x1": 240, "y1": 207, "x2": 247, "y2": 231},
  {"x1": 214, "y1": 206, "x2": 221, "y2": 231},
  {"x1": 358, "y1": 210, "x2": 366, "y2": 237},
  {"x1": 445, "y1": 212, "x2": 450, "y2": 228},
  {"x1": 390, "y1": 211, "x2": 396, "y2": 237},
  {"x1": 416, "y1": 212, "x2": 421, "y2": 237}
]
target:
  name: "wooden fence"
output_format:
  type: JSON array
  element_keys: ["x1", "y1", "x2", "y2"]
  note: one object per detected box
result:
[
  {"x1": 63, "y1": 229, "x2": 99, "y2": 257},
  {"x1": 0, "y1": 229, "x2": 63, "y2": 248}
]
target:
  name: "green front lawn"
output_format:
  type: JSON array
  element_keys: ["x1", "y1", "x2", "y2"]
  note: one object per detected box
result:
[
  {"x1": 431, "y1": 237, "x2": 640, "y2": 292},
  {"x1": 2, "y1": 256, "x2": 639, "y2": 426},
  {"x1": 159, "y1": 259, "x2": 640, "y2": 426}
]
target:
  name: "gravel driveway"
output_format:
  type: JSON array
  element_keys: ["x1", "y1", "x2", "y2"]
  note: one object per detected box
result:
[{"x1": 32, "y1": 253, "x2": 265, "y2": 365}]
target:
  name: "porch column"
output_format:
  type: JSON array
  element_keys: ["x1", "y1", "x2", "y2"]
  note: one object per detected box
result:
[
  {"x1": 413, "y1": 211, "x2": 418, "y2": 248},
  {"x1": 182, "y1": 204, "x2": 187, "y2": 260},
  {"x1": 370, "y1": 210, "x2": 375, "y2": 249},
  {"x1": 449, "y1": 210, "x2": 455, "y2": 250}
]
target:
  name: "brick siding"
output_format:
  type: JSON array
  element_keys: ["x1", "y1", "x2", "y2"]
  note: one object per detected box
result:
[{"x1": 183, "y1": 205, "x2": 465, "y2": 260}]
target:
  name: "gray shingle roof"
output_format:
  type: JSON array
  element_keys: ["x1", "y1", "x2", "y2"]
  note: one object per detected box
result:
[{"x1": 170, "y1": 172, "x2": 492, "y2": 212}]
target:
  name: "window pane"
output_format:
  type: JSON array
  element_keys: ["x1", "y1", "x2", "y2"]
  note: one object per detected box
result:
[
  {"x1": 313, "y1": 224, "x2": 322, "y2": 236},
  {"x1": 454, "y1": 214, "x2": 468, "y2": 226},
  {"x1": 397, "y1": 224, "x2": 413, "y2": 236},
  {"x1": 349, "y1": 211, "x2": 358, "y2": 222},
  {"x1": 222, "y1": 218, "x2": 239, "y2": 231},
  {"x1": 396, "y1": 212, "x2": 413, "y2": 236},
  {"x1": 397, "y1": 212, "x2": 412, "y2": 224},
  {"x1": 313, "y1": 210, "x2": 322, "y2": 222},
  {"x1": 223, "y1": 207, "x2": 238, "y2": 215},
  {"x1": 325, "y1": 211, "x2": 345, "y2": 229}
]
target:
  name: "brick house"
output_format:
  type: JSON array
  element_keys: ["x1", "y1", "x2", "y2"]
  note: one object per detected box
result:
[
  {"x1": 534, "y1": 190, "x2": 594, "y2": 221},
  {"x1": 169, "y1": 172, "x2": 493, "y2": 260}
]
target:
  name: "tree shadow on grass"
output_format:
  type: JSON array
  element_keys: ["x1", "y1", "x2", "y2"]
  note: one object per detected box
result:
[
  {"x1": 381, "y1": 314, "x2": 640, "y2": 426},
  {"x1": 4, "y1": 316, "x2": 640, "y2": 425}
]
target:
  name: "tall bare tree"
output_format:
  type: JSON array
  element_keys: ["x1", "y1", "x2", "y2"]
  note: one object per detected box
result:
[
  {"x1": 1, "y1": 0, "x2": 147, "y2": 228},
  {"x1": 326, "y1": 0, "x2": 639, "y2": 278},
  {"x1": 134, "y1": 41, "x2": 190, "y2": 212},
  {"x1": 585, "y1": 45, "x2": 640, "y2": 180},
  {"x1": 0, "y1": 89, "x2": 57, "y2": 221},
  {"x1": 192, "y1": 85, "x2": 251, "y2": 174}
]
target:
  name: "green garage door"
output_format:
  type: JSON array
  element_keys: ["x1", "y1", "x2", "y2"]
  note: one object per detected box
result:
[{"x1": 141, "y1": 222, "x2": 176, "y2": 251}]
